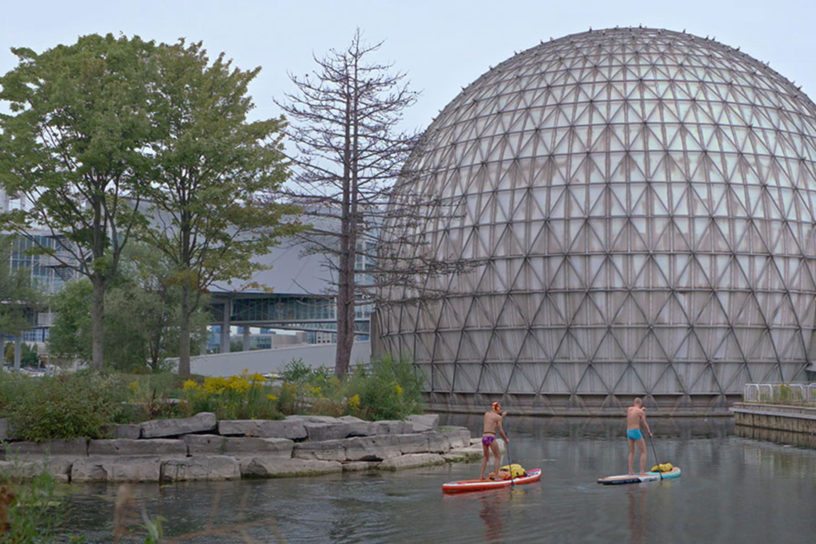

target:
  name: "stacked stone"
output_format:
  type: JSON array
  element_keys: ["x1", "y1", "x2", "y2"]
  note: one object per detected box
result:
[{"x1": 0, "y1": 413, "x2": 480, "y2": 483}]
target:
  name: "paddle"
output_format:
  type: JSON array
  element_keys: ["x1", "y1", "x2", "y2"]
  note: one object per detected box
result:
[{"x1": 648, "y1": 432, "x2": 668, "y2": 479}]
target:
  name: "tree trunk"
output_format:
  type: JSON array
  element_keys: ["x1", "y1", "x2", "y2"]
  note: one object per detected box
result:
[
  {"x1": 13, "y1": 335, "x2": 21, "y2": 371},
  {"x1": 178, "y1": 286, "x2": 192, "y2": 377},
  {"x1": 335, "y1": 272, "x2": 354, "y2": 378},
  {"x1": 90, "y1": 276, "x2": 105, "y2": 371}
]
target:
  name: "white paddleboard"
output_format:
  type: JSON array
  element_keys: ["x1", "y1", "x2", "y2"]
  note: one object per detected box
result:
[{"x1": 597, "y1": 467, "x2": 681, "y2": 485}]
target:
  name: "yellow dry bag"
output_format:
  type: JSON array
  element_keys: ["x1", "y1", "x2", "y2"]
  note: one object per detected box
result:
[{"x1": 500, "y1": 464, "x2": 527, "y2": 478}]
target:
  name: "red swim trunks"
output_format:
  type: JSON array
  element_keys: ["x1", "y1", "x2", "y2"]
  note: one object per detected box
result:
[{"x1": 482, "y1": 434, "x2": 496, "y2": 446}]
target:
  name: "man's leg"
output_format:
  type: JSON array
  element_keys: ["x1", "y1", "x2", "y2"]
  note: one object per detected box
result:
[
  {"x1": 480, "y1": 442, "x2": 489, "y2": 479},
  {"x1": 638, "y1": 438, "x2": 647, "y2": 474},
  {"x1": 491, "y1": 441, "x2": 502, "y2": 475},
  {"x1": 628, "y1": 439, "x2": 635, "y2": 474}
]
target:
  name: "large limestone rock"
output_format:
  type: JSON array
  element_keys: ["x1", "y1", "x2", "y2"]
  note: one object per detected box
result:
[
  {"x1": 303, "y1": 422, "x2": 352, "y2": 441},
  {"x1": 140, "y1": 412, "x2": 216, "y2": 438},
  {"x1": 379, "y1": 453, "x2": 446, "y2": 470},
  {"x1": 338, "y1": 416, "x2": 375, "y2": 437},
  {"x1": 240, "y1": 457, "x2": 342, "y2": 478},
  {"x1": 217, "y1": 419, "x2": 307, "y2": 440},
  {"x1": 292, "y1": 439, "x2": 347, "y2": 462},
  {"x1": 423, "y1": 429, "x2": 471, "y2": 453},
  {"x1": 343, "y1": 435, "x2": 402, "y2": 461},
  {"x1": 406, "y1": 414, "x2": 440, "y2": 432},
  {"x1": 184, "y1": 435, "x2": 293, "y2": 457},
  {"x1": 5, "y1": 438, "x2": 88, "y2": 457},
  {"x1": 285, "y1": 415, "x2": 340, "y2": 424},
  {"x1": 71, "y1": 457, "x2": 162, "y2": 482},
  {"x1": 372, "y1": 420, "x2": 413, "y2": 435},
  {"x1": 110, "y1": 424, "x2": 141, "y2": 439},
  {"x1": 88, "y1": 439, "x2": 186, "y2": 457},
  {"x1": 441, "y1": 427, "x2": 472, "y2": 449},
  {"x1": 396, "y1": 433, "x2": 432, "y2": 454},
  {"x1": 161, "y1": 455, "x2": 241, "y2": 481}
]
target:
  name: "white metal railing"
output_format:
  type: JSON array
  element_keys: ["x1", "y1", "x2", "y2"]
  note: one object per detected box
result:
[{"x1": 743, "y1": 383, "x2": 816, "y2": 404}]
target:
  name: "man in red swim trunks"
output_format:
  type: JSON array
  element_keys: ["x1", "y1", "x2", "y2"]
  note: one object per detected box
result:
[
  {"x1": 626, "y1": 397, "x2": 653, "y2": 475},
  {"x1": 480, "y1": 401, "x2": 509, "y2": 480}
]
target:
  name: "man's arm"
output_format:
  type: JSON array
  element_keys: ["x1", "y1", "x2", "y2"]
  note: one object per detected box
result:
[
  {"x1": 498, "y1": 414, "x2": 510, "y2": 442},
  {"x1": 640, "y1": 410, "x2": 652, "y2": 437}
]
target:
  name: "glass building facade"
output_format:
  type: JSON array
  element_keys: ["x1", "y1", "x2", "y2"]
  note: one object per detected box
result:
[{"x1": 376, "y1": 28, "x2": 816, "y2": 414}]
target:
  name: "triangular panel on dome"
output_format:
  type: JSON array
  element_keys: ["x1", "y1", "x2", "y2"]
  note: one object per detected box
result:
[
  {"x1": 536, "y1": 363, "x2": 571, "y2": 395},
  {"x1": 610, "y1": 364, "x2": 649, "y2": 395},
  {"x1": 506, "y1": 364, "x2": 540, "y2": 393},
  {"x1": 590, "y1": 329, "x2": 628, "y2": 361},
  {"x1": 477, "y1": 363, "x2": 512, "y2": 394},
  {"x1": 452, "y1": 361, "x2": 482, "y2": 393},
  {"x1": 430, "y1": 363, "x2": 454, "y2": 393},
  {"x1": 575, "y1": 363, "x2": 612, "y2": 394},
  {"x1": 687, "y1": 363, "x2": 725, "y2": 395},
  {"x1": 515, "y1": 329, "x2": 546, "y2": 361}
]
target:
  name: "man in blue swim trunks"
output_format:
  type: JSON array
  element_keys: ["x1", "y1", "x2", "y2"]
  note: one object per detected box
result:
[
  {"x1": 626, "y1": 397, "x2": 653, "y2": 475},
  {"x1": 480, "y1": 401, "x2": 509, "y2": 480}
]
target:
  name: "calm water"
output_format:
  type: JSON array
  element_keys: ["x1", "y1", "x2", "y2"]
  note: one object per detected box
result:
[{"x1": 58, "y1": 418, "x2": 816, "y2": 543}]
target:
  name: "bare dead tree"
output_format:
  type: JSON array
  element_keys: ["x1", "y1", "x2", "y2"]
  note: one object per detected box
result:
[{"x1": 276, "y1": 29, "x2": 420, "y2": 378}]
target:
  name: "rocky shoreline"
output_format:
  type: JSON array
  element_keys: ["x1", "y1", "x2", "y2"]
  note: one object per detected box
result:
[{"x1": 0, "y1": 413, "x2": 484, "y2": 483}]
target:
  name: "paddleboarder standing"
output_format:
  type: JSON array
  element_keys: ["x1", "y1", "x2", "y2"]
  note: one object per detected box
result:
[
  {"x1": 480, "y1": 402, "x2": 509, "y2": 480},
  {"x1": 626, "y1": 397, "x2": 653, "y2": 475}
]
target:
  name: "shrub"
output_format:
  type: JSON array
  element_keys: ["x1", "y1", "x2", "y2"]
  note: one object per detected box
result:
[
  {"x1": 277, "y1": 360, "x2": 340, "y2": 415},
  {"x1": 118, "y1": 372, "x2": 185, "y2": 422},
  {"x1": 7, "y1": 371, "x2": 122, "y2": 441},
  {"x1": 181, "y1": 371, "x2": 280, "y2": 420},
  {"x1": 344, "y1": 355, "x2": 423, "y2": 420}
]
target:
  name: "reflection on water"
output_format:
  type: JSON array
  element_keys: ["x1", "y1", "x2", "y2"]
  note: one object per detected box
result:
[
  {"x1": 627, "y1": 486, "x2": 646, "y2": 544},
  {"x1": 55, "y1": 420, "x2": 816, "y2": 543},
  {"x1": 477, "y1": 491, "x2": 506, "y2": 543}
]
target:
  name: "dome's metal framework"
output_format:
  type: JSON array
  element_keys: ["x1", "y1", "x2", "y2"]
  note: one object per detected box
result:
[{"x1": 375, "y1": 28, "x2": 816, "y2": 414}]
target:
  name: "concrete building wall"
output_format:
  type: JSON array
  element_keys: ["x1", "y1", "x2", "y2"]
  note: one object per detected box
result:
[{"x1": 184, "y1": 341, "x2": 371, "y2": 377}]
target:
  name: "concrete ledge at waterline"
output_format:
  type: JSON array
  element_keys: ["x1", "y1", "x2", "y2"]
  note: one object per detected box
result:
[
  {"x1": 443, "y1": 445, "x2": 484, "y2": 463},
  {"x1": 88, "y1": 438, "x2": 186, "y2": 457},
  {"x1": 140, "y1": 412, "x2": 217, "y2": 438},
  {"x1": 731, "y1": 402, "x2": 816, "y2": 433},
  {"x1": 379, "y1": 453, "x2": 446, "y2": 471},
  {"x1": 184, "y1": 435, "x2": 294, "y2": 457},
  {"x1": 0, "y1": 458, "x2": 72, "y2": 483},
  {"x1": 161, "y1": 455, "x2": 241, "y2": 482},
  {"x1": 342, "y1": 461, "x2": 380, "y2": 472},
  {"x1": 239, "y1": 457, "x2": 343, "y2": 478}
]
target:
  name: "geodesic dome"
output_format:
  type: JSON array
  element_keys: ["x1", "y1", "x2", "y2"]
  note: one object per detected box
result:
[{"x1": 375, "y1": 27, "x2": 816, "y2": 414}]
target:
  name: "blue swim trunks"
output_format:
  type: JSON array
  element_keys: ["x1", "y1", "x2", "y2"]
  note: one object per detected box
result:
[
  {"x1": 482, "y1": 435, "x2": 496, "y2": 446},
  {"x1": 627, "y1": 429, "x2": 643, "y2": 440}
]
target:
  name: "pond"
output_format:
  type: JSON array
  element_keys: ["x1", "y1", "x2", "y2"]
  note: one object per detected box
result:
[{"x1": 57, "y1": 417, "x2": 816, "y2": 543}]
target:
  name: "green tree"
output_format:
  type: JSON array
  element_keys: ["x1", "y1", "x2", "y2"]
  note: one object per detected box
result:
[
  {"x1": 0, "y1": 34, "x2": 159, "y2": 371},
  {"x1": 47, "y1": 246, "x2": 209, "y2": 371},
  {"x1": 141, "y1": 40, "x2": 300, "y2": 377}
]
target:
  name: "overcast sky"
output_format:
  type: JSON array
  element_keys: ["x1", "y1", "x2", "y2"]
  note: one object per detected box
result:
[{"x1": 2, "y1": 0, "x2": 815, "y2": 133}]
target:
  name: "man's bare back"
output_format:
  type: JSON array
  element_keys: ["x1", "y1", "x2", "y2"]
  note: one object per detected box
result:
[
  {"x1": 483, "y1": 410, "x2": 503, "y2": 435},
  {"x1": 626, "y1": 405, "x2": 646, "y2": 430}
]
